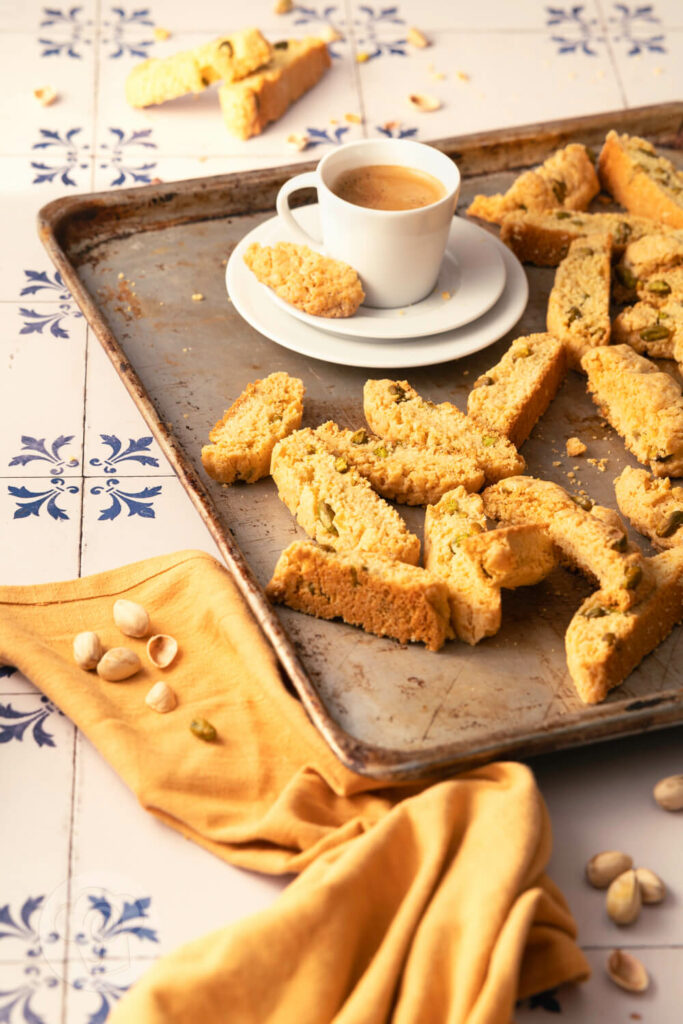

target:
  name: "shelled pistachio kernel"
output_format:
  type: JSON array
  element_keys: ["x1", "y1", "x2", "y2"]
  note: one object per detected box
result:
[
  {"x1": 606, "y1": 949, "x2": 649, "y2": 993},
  {"x1": 96, "y1": 648, "x2": 141, "y2": 682},
  {"x1": 113, "y1": 598, "x2": 150, "y2": 638},
  {"x1": 145, "y1": 681, "x2": 177, "y2": 714},
  {"x1": 73, "y1": 631, "x2": 104, "y2": 671},
  {"x1": 635, "y1": 867, "x2": 665, "y2": 904},
  {"x1": 190, "y1": 717, "x2": 217, "y2": 742},
  {"x1": 653, "y1": 774, "x2": 683, "y2": 811},
  {"x1": 606, "y1": 869, "x2": 641, "y2": 925},
  {"x1": 586, "y1": 851, "x2": 633, "y2": 889}
]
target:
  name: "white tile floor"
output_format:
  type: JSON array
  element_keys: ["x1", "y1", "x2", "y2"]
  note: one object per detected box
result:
[{"x1": 1, "y1": 1, "x2": 682, "y2": 1021}]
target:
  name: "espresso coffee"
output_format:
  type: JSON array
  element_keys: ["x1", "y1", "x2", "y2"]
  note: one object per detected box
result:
[{"x1": 332, "y1": 163, "x2": 446, "y2": 211}]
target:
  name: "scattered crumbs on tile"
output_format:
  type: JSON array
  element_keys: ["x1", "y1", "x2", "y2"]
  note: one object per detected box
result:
[
  {"x1": 319, "y1": 25, "x2": 341, "y2": 43},
  {"x1": 456, "y1": 71, "x2": 470, "y2": 82},
  {"x1": 191, "y1": 293, "x2": 204, "y2": 302},
  {"x1": 344, "y1": 112, "x2": 362, "y2": 124},
  {"x1": 183, "y1": 412, "x2": 189, "y2": 419},
  {"x1": 408, "y1": 93, "x2": 441, "y2": 112},
  {"x1": 383, "y1": 120, "x2": 401, "y2": 133},
  {"x1": 431, "y1": 71, "x2": 446, "y2": 81},
  {"x1": 153, "y1": 26, "x2": 171, "y2": 40},
  {"x1": 330, "y1": 117, "x2": 339, "y2": 125},
  {"x1": 118, "y1": 272, "x2": 125, "y2": 279},
  {"x1": 572, "y1": 464, "x2": 580, "y2": 471},
  {"x1": 356, "y1": 51, "x2": 370, "y2": 63},
  {"x1": 567, "y1": 470, "x2": 575, "y2": 479},
  {"x1": 594, "y1": 69, "x2": 605, "y2": 80},
  {"x1": 273, "y1": 0, "x2": 293, "y2": 11},
  {"x1": 653, "y1": 66, "x2": 664, "y2": 76},
  {"x1": 398, "y1": 309, "x2": 405, "y2": 316},
  {"x1": 287, "y1": 132, "x2": 309, "y2": 151},
  {"x1": 33, "y1": 85, "x2": 58, "y2": 106},
  {"x1": 221, "y1": 258, "x2": 228, "y2": 266},
  {"x1": 552, "y1": 460, "x2": 561, "y2": 467},
  {"x1": 407, "y1": 26, "x2": 429, "y2": 48},
  {"x1": 150, "y1": 177, "x2": 163, "y2": 184},
  {"x1": 462, "y1": 369, "x2": 470, "y2": 376},
  {"x1": 441, "y1": 290, "x2": 451, "y2": 300},
  {"x1": 566, "y1": 436, "x2": 587, "y2": 457}
]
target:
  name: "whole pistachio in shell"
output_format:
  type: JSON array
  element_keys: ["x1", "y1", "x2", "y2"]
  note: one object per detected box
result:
[
  {"x1": 113, "y1": 599, "x2": 150, "y2": 638},
  {"x1": 97, "y1": 647, "x2": 141, "y2": 682},
  {"x1": 73, "y1": 631, "x2": 103, "y2": 671},
  {"x1": 145, "y1": 681, "x2": 177, "y2": 714},
  {"x1": 586, "y1": 851, "x2": 633, "y2": 889},
  {"x1": 653, "y1": 774, "x2": 683, "y2": 812},
  {"x1": 606, "y1": 949, "x2": 649, "y2": 993},
  {"x1": 635, "y1": 867, "x2": 665, "y2": 904},
  {"x1": 606, "y1": 869, "x2": 641, "y2": 926},
  {"x1": 146, "y1": 634, "x2": 178, "y2": 669}
]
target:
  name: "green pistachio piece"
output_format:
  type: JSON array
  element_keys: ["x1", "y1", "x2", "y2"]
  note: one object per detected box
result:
[
  {"x1": 555, "y1": 210, "x2": 572, "y2": 220},
  {"x1": 481, "y1": 436, "x2": 498, "y2": 447},
  {"x1": 640, "y1": 325, "x2": 672, "y2": 342},
  {"x1": 388, "y1": 383, "x2": 408, "y2": 403},
  {"x1": 474, "y1": 375, "x2": 495, "y2": 388},
  {"x1": 570, "y1": 494, "x2": 593, "y2": 511},
  {"x1": 552, "y1": 179, "x2": 567, "y2": 203},
  {"x1": 350, "y1": 428, "x2": 369, "y2": 445},
  {"x1": 603, "y1": 632, "x2": 617, "y2": 646},
  {"x1": 609, "y1": 533, "x2": 628, "y2": 553},
  {"x1": 334, "y1": 457, "x2": 349, "y2": 473},
  {"x1": 583, "y1": 605, "x2": 609, "y2": 619},
  {"x1": 190, "y1": 718, "x2": 217, "y2": 742},
  {"x1": 655, "y1": 509, "x2": 683, "y2": 538},
  {"x1": 614, "y1": 221, "x2": 632, "y2": 246},
  {"x1": 623, "y1": 565, "x2": 643, "y2": 590},
  {"x1": 567, "y1": 305, "x2": 583, "y2": 324},
  {"x1": 616, "y1": 265, "x2": 638, "y2": 290},
  {"x1": 646, "y1": 279, "x2": 672, "y2": 295},
  {"x1": 318, "y1": 500, "x2": 338, "y2": 535}
]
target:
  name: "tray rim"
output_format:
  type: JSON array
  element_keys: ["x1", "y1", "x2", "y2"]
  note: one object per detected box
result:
[{"x1": 37, "y1": 101, "x2": 683, "y2": 780}]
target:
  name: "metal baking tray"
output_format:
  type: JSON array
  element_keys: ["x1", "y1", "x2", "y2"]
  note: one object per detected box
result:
[{"x1": 39, "y1": 103, "x2": 683, "y2": 780}]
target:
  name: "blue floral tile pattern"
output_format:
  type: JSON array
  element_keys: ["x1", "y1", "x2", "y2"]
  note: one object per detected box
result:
[
  {"x1": 0, "y1": 698, "x2": 62, "y2": 748},
  {"x1": 31, "y1": 128, "x2": 90, "y2": 187},
  {"x1": 292, "y1": 6, "x2": 346, "y2": 57},
  {"x1": 352, "y1": 5, "x2": 406, "y2": 59},
  {"x1": 608, "y1": 3, "x2": 665, "y2": 55},
  {"x1": 90, "y1": 480, "x2": 161, "y2": 519},
  {"x1": 305, "y1": 126, "x2": 351, "y2": 147},
  {"x1": 75, "y1": 895, "x2": 158, "y2": 953},
  {"x1": 9, "y1": 437, "x2": 79, "y2": 474},
  {"x1": 101, "y1": 8, "x2": 156, "y2": 59},
  {"x1": 546, "y1": 4, "x2": 665, "y2": 56},
  {"x1": 99, "y1": 128, "x2": 157, "y2": 187},
  {"x1": 375, "y1": 123, "x2": 417, "y2": 139},
  {"x1": 0, "y1": 667, "x2": 18, "y2": 679},
  {"x1": 39, "y1": 6, "x2": 93, "y2": 59},
  {"x1": 19, "y1": 271, "x2": 83, "y2": 340},
  {"x1": 89, "y1": 436, "x2": 159, "y2": 473},
  {"x1": 9, "y1": 480, "x2": 80, "y2": 521},
  {"x1": 0, "y1": 966, "x2": 59, "y2": 1022}
]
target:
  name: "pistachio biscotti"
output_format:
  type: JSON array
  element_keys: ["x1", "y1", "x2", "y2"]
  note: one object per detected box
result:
[
  {"x1": 125, "y1": 29, "x2": 272, "y2": 107},
  {"x1": 244, "y1": 242, "x2": 364, "y2": 318},
  {"x1": 615, "y1": 467, "x2": 683, "y2": 551},
  {"x1": 500, "y1": 209, "x2": 662, "y2": 267},
  {"x1": 581, "y1": 345, "x2": 683, "y2": 477},
  {"x1": 266, "y1": 541, "x2": 453, "y2": 651},
  {"x1": 363, "y1": 379, "x2": 525, "y2": 484},
  {"x1": 612, "y1": 295, "x2": 683, "y2": 362},
  {"x1": 201, "y1": 371, "x2": 304, "y2": 484},
  {"x1": 270, "y1": 428, "x2": 420, "y2": 565},
  {"x1": 566, "y1": 547, "x2": 683, "y2": 704},
  {"x1": 547, "y1": 235, "x2": 612, "y2": 370},
  {"x1": 313, "y1": 422, "x2": 484, "y2": 505},
  {"x1": 467, "y1": 144, "x2": 599, "y2": 225},
  {"x1": 616, "y1": 233, "x2": 683, "y2": 289},
  {"x1": 219, "y1": 37, "x2": 331, "y2": 140},
  {"x1": 466, "y1": 333, "x2": 567, "y2": 448},
  {"x1": 598, "y1": 131, "x2": 683, "y2": 229}
]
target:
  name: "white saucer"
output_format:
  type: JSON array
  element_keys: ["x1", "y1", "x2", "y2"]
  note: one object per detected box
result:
[
  {"x1": 226, "y1": 219, "x2": 528, "y2": 370},
  {"x1": 237, "y1": 207, "x2": 506, "y2": 340}
]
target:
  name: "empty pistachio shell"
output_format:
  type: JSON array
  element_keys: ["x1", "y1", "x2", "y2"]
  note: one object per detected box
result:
[
  {"x1": 606, "y1": 869, "x2": 641, "y2": 925},
  {"x1": 635, "y1": 867, "x2": 665, "y2": 904},
  {"x1": 606, "y1": 949, "x2": 649, "y2": 993},
  {"x1": 73, "y1": 631, "x2": 103, "y2": 671},
  {"x1": 586, "y1": 851, "x2": 633, "y2": 889},
  {"x1": 96, "y1": 647, "x2": 141, "y2": 682},
  {"x1": 408, "y1": 92, "x2": 441, "y2": 112},
  {"x1": 145, "y1": 681, "x2": 177, "y2": 714},
  {"x1": 113, "y1": 599, "x2": 150, "y2": 638},
  {"x1": 146, "y1": 634, "x2": 178, "y2": 669},
  {"x1": 653, "y1": 774, "x2": 683, "y2": 811}
]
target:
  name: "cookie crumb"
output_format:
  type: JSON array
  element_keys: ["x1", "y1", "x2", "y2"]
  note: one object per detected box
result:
[
  {"x1": 566, "y1": 436, "x2": 587, "y2": 457},
  {"x1": 552, "y1": 460, "x2": 561, "y2": 467},
  {"x1": 344, "y1": 112, "x2": 362, "y2": 124},
  {"x1": 273, "y1": 0, "x2": 293, "y2": 11},
  {"x1": 456, "y1": 71, "x2": 470, "y2": 82},
  {"x1": 407, "y1": 27, "x2": 430, "y2": 48},
  {"x1": 441, "y1": 290, "x2": 451, "y2": 300},
  {"x1": 192, "y1": 293, "x2": 204, "y2": 302},
  {"x1": 356, "y1": 51, "x2": 370, "y2": 63},
  {"x1": 319, "y1": 26, "x2": 342, "y2": 43},
  {"x1": 286, "y1": 132, "x2": 310, "y2": 152},
  {"x1": 117, "y1": 272, "x2": 125, "y2": 279},
  {"x1": 33, "y1": 85, "x2": 58, "y2": 106},
  {"x1": 408, "y1": 93, "x2": 441, "y2": 112},
  {"x1": 153, "y1": 26, "x2": 171, "y2": 41}
]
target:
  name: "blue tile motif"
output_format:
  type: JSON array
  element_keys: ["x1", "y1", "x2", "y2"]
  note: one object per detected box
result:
[
  {"x1": 546, "y1": 4, "x2": 665, "y2": 55},
  {"x1": 305, "y1": 126, "x2": 351, "y2": 147},
  {"x1": 101, "y1": 8, "x2": 155, "y2": 59},
  {"x1": 9, "y1": 480, "x2": 79, "y2": 521},
  {"x1": 0, "y1": 967, "x2": 59, "y2": 1023},
  {"x1": 75, "y1": 895, "x2": 159, "y2": 952},
  {"x1": 91, "y1": 480, "x2": 161, "y2": 520},
  {"x1": 608, "y1": 3, "x2": 665, "y2": 55},
  {"x1": 352, "y1": 5, "x2": 406, "y2": 59},
  {"x1": 292, "y1": 6, "x2": 346, "y2": 58},
  {"x1": 376, "y1": 123, "x2": 417, "y2": 139},
  {"x1": 72, "y1": 976, "x2": 130, "y2": 1024},
  {"x1": 0, "y1": 698, "x2": 62, "y2": 748},
  {"x1": 99, "y1": 128, "x2": 157, "y2": 187},
  {"x1": 89, "y1": 436, "x2": 159, "y2": 473},
  {"x1": 0, "y1": 667, "x2": 18, "y2": 678},
  {"x1": 39, "y1": 6, "x2": 93, "y2": 59},
  {"x1": 31, "y1": 128, "x2": 89, "y2": 187},
  {"x1": 19, "y1": 271, "x2": 83, "y2": 340},
  {"x1": 9, "y1": 437, "x2": 79, "y2": 475}
]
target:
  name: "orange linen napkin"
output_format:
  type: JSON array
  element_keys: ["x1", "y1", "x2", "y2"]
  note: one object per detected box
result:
[{"x1": 0, "y1": 550, "x2": 589, "y2": 1023}]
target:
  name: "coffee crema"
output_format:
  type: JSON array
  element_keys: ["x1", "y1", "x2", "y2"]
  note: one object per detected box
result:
[{"x1": 332, "y1": 163, "x2": 446, "y2": 211}]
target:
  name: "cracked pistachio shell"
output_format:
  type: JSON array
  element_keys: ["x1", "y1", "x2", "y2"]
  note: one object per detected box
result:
[
  {"x1": 96, "y1": 647, "x2": 141, "y2": 682},
  {"x1": 606, "y1": 869, "x2": 641, "y2": 926},
  {"x1": 606, "y1": 949, "x2": 649, "y2": 993},
  {"x1": 635, "y1": 867, "x2": 665, "y2": 904},
  {"x1": 586, "y1": 851, "x2": 633, "y2": 889},
  {"x1": 146, "y1": 634, "x2": 178, "y2": 669},
  {"x1": 113, "y1": 599, "x2": 150, "y2": 638},
  {"x1": 145, "y1": 681, "x2": 177, "y2": 714},
  {"x1": 653, "y1": 774, "x2": 683, "y2": 811},
  {"x1": 73, "y1": 631, "x2": 103, "y2": 671}
]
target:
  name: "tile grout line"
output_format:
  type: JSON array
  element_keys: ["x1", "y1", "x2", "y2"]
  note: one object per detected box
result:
[
  {"x1": 593, "y1": 0, "x2": 628, "y2": 109},
  {"x1": 342, "y1": 0, "x2": 368, "y2": 138}
]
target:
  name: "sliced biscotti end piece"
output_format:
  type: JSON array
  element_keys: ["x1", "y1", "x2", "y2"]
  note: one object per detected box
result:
[
  {"x1": 313, "y1": 421, "x2": 484, "y2": 505},
  {"x1": 547, "y1": 235, "x2": 612, "y2": 371},
  {"x1": 615, "y1": 466, "x2": 683, "y2": 551},
  {"x1": 467, "y1": 333, "x2": 566, "y2": 448},
  {"x1": 193, "y1": 30, "x2": 273, "y2": 84},
  {"x1": 219, "y1": 37, "x2": 331, "y2": 140},
  {"x1": 201, "y1": 371, "x2": 304, "y2": 484},
  {"x1": 460, "y1": 524, "x2": 556, "y2": 589},
  {"x1": 244, "y1": 242, "x2": 364, "y2": 318},
  {"x1": 598, "y1": 131, "x2": 683, "y2": 229},
  {"x1": 500, "y1": 209, "x2": 660, "y2": 267},
  {"x1": 566, "y1": 546, "x2": 683, "y2": 703},
  {"x1": 265, "y1": 541, "x2": 453, "y2": 651},
  {"x1": 612, "y1": 297, "x2": 682, "y2": 359},
  {"x1": 581, "y1": 344, "x2": 683, "y2": 478},
  {"x1": 270, "y1": 428, "x2": 420, "y2": 565},
  {"x1": 467, "y1": 143, "x2": 599, "y2": 225},
  {"x1": 424, "y1": 486, "x2": 500, "y2": 645}
]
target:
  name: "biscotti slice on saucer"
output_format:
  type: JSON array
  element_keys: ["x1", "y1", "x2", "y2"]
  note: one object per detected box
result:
[
  {"x1": 615, "y1": 467, "x2": 683, "y2": 551},
  {"x1": 482, "y1": 476, "x2": 650, "y2": 610},
  {"x1": 466, "y1": 332, "x2": 566, "y2": 448},
  {"x1": 612, "y1": 296, "x2": 683, "y2": 360},
  {"x1": 243, "y1": 242, "x2": 364, "y2": 317},
  {"x1": 500, "y1": 209, "x2": 661, "y2": 267},
  {"x1": 219, "y1": 37, "x2": 330, "y2": 139},
  {"x1": 201, "y1": 371, "x2": 304, "y2": 484},
  {"x1": 265, "y1": 541, "x2": 453, "y2": 651},
  {"x1": 598, "y1": 131, "x2": 683, "y2": 229},
  {"x1": 547, "y1": 235, "x2": 612, "y2": 371},
  {"x1": 460, "y1": 524, "x2": 557, "y2": 589},
  {"x1": 363, "y1": 379, "x2": 525, "y2": 485},
  {"x1": 581, "y1": 345, "x2": 683, "y2": 478},
  {"x1": 467, "y1": 143, "x2": 599, "y2": 225},
  {"x1": 565, "y1": 546, "x2": 683, "y2": 703},
  {"x1": 313, "y1": 421, "x2": 484, "y2": 505},
  {"x1": 271, "y1": 428, "x2": 420, "y2": 564},
  {"x1": 125, "y1": 29, "x2": 272, "y2": 107}
]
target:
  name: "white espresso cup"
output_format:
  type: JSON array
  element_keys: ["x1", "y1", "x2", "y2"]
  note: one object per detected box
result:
[{"x1": 276, "y1": 138, "x2": 460, "y2": 309}]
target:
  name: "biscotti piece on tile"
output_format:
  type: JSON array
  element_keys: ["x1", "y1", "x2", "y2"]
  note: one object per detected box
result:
[
  {"x1": 582, "y1": 345, "x2": 683, "y2": 478},
  {"x1": 612, "y1": 296, "x2": 683, "y2": 360},
  {"x1": 313, "y1": 421, "x2": 484, "y2": 505},
  {"x1": 270, "y1": 428, "x2": 420, "y2": 564},
  {"x1": 615, "y1": 466, "x2": 683, "y2": 551},
  {"x1": 565, "y1": 547, "x2": 683, "y2": 703},
  {"x1": 598, "y1": 131, "x2": 683, "y2": 229},
  {"x1": 201, "y1": 371, "x2": 304, "y2": 484},
  {"x1": 125, "y1": 29, "x2": 272, "y2": 107},
  {"x1": 265, "y1": 541, "x2": 453, "y2": 651},
  {"x1": 219, "y1": 37, "x2": 330, "y2": 139},
  {"x1": 500, "y1": 209, "x2": 661, "y2": 267},
  {"x1": 466, "y1": 333, "x2": 566, "y2": 448},
  {"x1": 547, "y1": 235, "x2": 612, "y2": 371},
  {"x1": 244, "y1": 242, "x2": 364, "y2": 318},
  {"x1": 483, "y1": 476, "x2": 649, "y2": 610},
  {"x1": 460, "y1": 524, "x2": 557, "y2": 589},
  {"x1": 467, "y1": 144, "x2": 599, "y2": 225},
  {"x1": 363, "y1": 379, "x2": 525, "y2": 485}
]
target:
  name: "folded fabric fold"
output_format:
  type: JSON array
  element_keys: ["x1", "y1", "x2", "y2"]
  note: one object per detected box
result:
[{"x1": 0, "y1": 550, "x2": 590, "y2": 1023}]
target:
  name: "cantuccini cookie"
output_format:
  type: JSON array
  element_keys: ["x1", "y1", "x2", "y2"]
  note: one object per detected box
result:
[
  {"x1": 615, "y1": 467, "x2": 683, "y2": 551},
  {"x1": 500, "y1": 209, "x2": 662, "y2": 267},
  {"x1": 482, "y1": 476, "x2": 650, "y2": 610},
  {"x1": 265, "y1": 541, "x2": 453, "y2": 651},
  {"x1": 466, "y1": 332, "x2": 566, "y2": 448},
  {"x1": 616, "y1": 233, "x2": 683, "y2": 291},
  {"x1": 598, "y1": 131, "x2": 683, "y2": 229},
  {"x1": 270, "y1": 428, "x2": 420, "y2": 565},
  {"x1": 612, "y1": 296, "x2": 683, "y2": 362},
  {"x1": 634, "y1": 265, "x2": 683, "y2": 306},
  {"x1": 467, "y1": 143, "x2": 599, "y2": 225},
  {"x1": 244, "y1": 242, "x2": 364, "y2": 318},
  {"x1": 547, "y1": 235, "x2": 612, "y2": 370},
  {"x1": 581, "y1": 345, "x2": 683, "y2": 478},
  {"x1": 313, "y1": 421, "x2": 484, "y2": 505},
  {"x1": 219, "y1": 37, "x2": 330, "y2": 139},
  {"x1": 565, "y1": 547, "x2": 683, "y2": 704},
  {"x1": 363, "y1": 379, "x2": 525, "y2": 484},
  {"x1": 125, "y1": 29, "x2": 272, "y2": 107},
  {"x1": 460, "y1": 524, "x2": 556, "y2": 589},
  {"x1": 201, "y1": 371, "x2": 304, "y2": 484}
]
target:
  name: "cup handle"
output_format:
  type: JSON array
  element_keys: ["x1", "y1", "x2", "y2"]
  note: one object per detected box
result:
[{"x1": 276, "y1": 171, "x2": 322, "y2": 246}]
